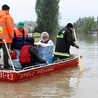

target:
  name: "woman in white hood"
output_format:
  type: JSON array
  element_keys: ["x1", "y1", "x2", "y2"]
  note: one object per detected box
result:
[
  {"x1": 38, "y1": 32, "x2": 55, "y2": 63},
  {"x1": 39, "y1": 31, "x2": 54, "y2": 45}
]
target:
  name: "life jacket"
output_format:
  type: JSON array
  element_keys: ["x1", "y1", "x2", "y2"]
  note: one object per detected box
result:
[
  {"x1": 0, "y1": 10, "x2": 14, "y2": 43},
  {"x1": 19, "y1": 45, "x2": 32, "y2": 64},
  {"x1": 14, "y1": 28, "x2": 28, "y2": 45}
]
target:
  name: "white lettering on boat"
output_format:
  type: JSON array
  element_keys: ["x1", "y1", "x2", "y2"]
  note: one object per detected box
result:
[
  {"x1": 19, "y1": 71, "x2": 35, "y2": 79},
  {"x1": 0, "y1": 66, "x2": 55, "y2": 80},
  {"x1": 18, "y1": 67, "x2": 54, "y2": 79},
  {"x1": 0, "y1": 72, "x2": 13, "y2": 80},
  {"x1": 37, "y1": 67, "x2": 54, "y2": 74}
]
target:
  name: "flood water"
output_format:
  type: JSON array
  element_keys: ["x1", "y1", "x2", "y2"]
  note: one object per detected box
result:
[{"x1": 0, "y1": 33, "x2": 98, "y2": 98}]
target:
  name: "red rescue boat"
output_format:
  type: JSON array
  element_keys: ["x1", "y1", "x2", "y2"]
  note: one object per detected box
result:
[{"x1": 0, "y1": 55, "x2": 78, "y2": 83}]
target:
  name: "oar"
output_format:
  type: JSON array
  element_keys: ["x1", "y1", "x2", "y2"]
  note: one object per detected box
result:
[
  {"x1": 73, "y1": 29, "x2": 83, "y2": 72},
  {"x1": 3, "y1": 39, "x2": 15, "y2": 71},
  {"x1": 76, "y1": 49, "x2": 87, "y2": 58}
]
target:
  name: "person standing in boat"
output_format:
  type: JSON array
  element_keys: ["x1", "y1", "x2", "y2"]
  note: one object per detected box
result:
[
  {"x1": 0, "y1": 4, "x2": 14, "y2": 69},
  {"x1": 19, "y1": 37, "x2": 47, "y2": 69},
  {"x1": 11, "y1": 22, "x2": 28, "y2": 58},
  {"x1": 54, "y1": 23, "x2": 79, "y2": 61}
]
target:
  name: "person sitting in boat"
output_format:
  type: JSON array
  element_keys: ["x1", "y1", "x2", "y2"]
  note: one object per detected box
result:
[
  {"x1": 11, "y1": 22, "x2": 28, "y2": 59},
  {"x1": 38, "y1": 31, "x2": 54, "y2": 45},
  {"x1": 54, "y1": 23, "x2": 79, "y2": 61},
  {"x1": 37, "y1": 31, "x2": 55, "y2": 63},
  {"x1": 19, "y1": 37, "x2": 47, "y2": 69},
  {"x1": 38, "y1": 31, "x2": 55, "y2": 53}
]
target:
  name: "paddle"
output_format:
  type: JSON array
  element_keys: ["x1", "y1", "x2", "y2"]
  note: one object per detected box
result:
[
  {"x1": 3, "y1": 39, "x2": 15, "y2": 71},
  {"x1": 73, "y1": 29, "x2": 83, "y2": 72}
]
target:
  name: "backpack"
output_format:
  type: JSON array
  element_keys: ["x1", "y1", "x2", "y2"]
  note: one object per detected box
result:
[{"x1": 19, "y1": 45, "x2": 32, "y2": 64}]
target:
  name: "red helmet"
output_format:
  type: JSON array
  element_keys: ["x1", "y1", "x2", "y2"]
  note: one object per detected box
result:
[{"x1": 9, "y1": 50, "x2": 17, "y2": 60}]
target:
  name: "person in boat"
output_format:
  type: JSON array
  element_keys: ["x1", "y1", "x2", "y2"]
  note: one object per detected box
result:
[
  {"x1": 11, "y1": 22, "x2": 28, "y2": 58},
  {"x1": 0, "y1": 4, "x2": 14, "y2": 69},
  {"x1": 37, "y1": 31, "x2": 55, "y2": 63},
  {"x1": 38, "y1": 31, "x2": 54, "y2": 45},
  {"x1": 54, "y1": 23, "x2": 79, "y2": 61},
  {"x1": 19, "y1": 37, "x2": 47, "y2": 69},
  {"x1": 38, "y1": 31, "x2": 55, "y2": 52}
]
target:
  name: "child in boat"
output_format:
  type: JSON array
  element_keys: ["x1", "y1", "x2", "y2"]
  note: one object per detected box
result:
[{"x1": 19, "y1": 37, "x2": 47, "y2": 69}]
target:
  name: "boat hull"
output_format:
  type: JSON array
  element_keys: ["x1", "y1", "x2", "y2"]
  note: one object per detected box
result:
[{"x1": 0, "y1": 57, "x2": 78, "y2": 83}]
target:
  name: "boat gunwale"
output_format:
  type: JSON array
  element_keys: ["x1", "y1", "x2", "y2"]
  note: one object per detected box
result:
[{"x1": 0, "y1": 55, "x2": 78, "y2": 73}]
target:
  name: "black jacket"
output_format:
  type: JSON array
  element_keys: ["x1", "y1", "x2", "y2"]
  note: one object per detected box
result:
[
  {"x1": 24, "y1": 39, "x2": 46, "y2": 64},
  {"x1": 55, "y1": 27, "x2": 75, "y2": 54},
  {"x1": 29, "y1": 45, "x2": 46, "y2": 64}
]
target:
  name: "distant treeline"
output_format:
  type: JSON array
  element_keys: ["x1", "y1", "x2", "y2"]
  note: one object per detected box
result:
[{"x1": 73, "y1": 16, "x2": 98, "y2": 33}]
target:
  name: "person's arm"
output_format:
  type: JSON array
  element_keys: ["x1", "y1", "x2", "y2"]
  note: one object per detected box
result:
[
  {"x1": 66, "y1": 29, "x2": 75, "y2": 45},
  {"x1": 7, "y1": 16, "x2": 14, "y2": 38},
  {"x1": 48, "y1": 40, "x2": 54, "y2": 45},
  {"x1": 74, "y1": 43, "x2": 79, "y2": 49},
  {"x1": 66, "y1": 30, "x2": 79, "y2": 49},
  {"x1": 30, "y1": 47, "x2": 47, "y2": 63}
]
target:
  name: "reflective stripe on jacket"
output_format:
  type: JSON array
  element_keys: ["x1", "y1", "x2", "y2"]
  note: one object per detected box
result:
[
  {"x1": 0, "y1": 10, "x2": 14, "y2": 43},
  {"x1": 33, "y1": 32, "x2": 40, "y2": 42},
  {"x1": 54, "y1": 51, "x2": 70, "y2": 57}
]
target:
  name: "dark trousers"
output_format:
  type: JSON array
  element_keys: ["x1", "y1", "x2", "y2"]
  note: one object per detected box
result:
[
  {"x1": 53, "y1": 55, "x2": 75, "y2": 62},
  {"x1": 21, "y1": 63, "x2": 32, "y2": 69},
  {"x1": 0, "y1": 43, "x2": 10, "y2": 68},
  {"x1": 53, "y1": 55, "x2": 69, "y2": 62}
]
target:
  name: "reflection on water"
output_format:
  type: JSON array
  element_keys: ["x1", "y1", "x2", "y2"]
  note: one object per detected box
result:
[
  {"x1": 0, "y1": 68, "x2": 80, "y2": 98},
  {"x1": 0, "y1": 33, "x2": 98, "y2": 98}
]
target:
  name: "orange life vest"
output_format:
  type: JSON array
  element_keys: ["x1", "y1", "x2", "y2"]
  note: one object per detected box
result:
[
  {"x1": 14, "y1": 28, "x2": 28, "y2": 38},
  {"x1": 14, "y1": 28, "x2": 28, "y2": 46}
]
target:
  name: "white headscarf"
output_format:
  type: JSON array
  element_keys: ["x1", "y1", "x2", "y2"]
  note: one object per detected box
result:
[{"x1": 40, "y1": 31, "x2": 49, "y2": 42}]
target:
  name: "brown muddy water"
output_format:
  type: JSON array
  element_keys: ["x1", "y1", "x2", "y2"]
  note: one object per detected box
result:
[{"x1": 0, "y1": 33, "x2": 98, "y2": 98}]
